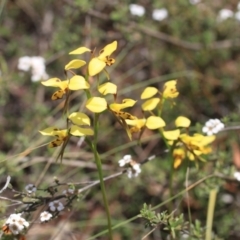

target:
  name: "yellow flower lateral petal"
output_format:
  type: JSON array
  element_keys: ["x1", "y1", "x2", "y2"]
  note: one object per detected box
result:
[
  {"x1": 39, "y1": 127, "x2": 60, "y2": 136},
  {"x1": 175, "y1": 116, "x2": 191, "y2": 128},
  {"x1": 68, "y1": 112, "x2": 91, "y2": 126},
  {"x1": 69, "y1": 47, "x2": 91, "y2": 55},
  {"x1": 163, "y1": 80, "x2": 179, "y2": 99},
  {"x1": 163, "y1": 129, "x2": 180, "y2": 140},
  {"x1": 70, "y1": 125, "x2": 94, "y2": 136},
  {"x1": 98, "y1": 41, "x2": 117, "y2": 59},
  {"x1": 65, "y1": 60, "x2": 86, "y2": 70},
  {"x1": 110, "y1": 99, "x2": 136, "y2": 112},
  {"x1": 88, "y1": 57, "x2": 106, "y2": 76},
  {"x1": 41, "y1": 78, "x2": 68, "y2": 90},
  {"x1": 86, "y1": 97, "x2": 107, "y2": 113},
  {"x1": 141, "y1": 87, "x2": 158, "y2": 99},
  {"x1": 146, "y1": 116, "x2": 166, "y2": 130},
  {"x1": 98, "y1": 82, "x2": 117, "y2": 95},
  {"x1": 68, "y1": 75, "x2": 90, "y2": 90},
  {"x1": 142, "y1": 98, "x2": 160, "y2": 111},
  {"x1": 126, "y1": 118, "x2": 146, "y2": 128}
]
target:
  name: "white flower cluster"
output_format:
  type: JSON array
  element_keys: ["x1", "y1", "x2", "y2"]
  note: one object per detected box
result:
[
  {"x1": 4, "y1": 213, "x2": 29, "y2": 235},
  {"x1": 18, "y1": 56, "x2": 49, "y2": 82},
  {"x1": 118, "y1": 155, "x2": 141, "y2": 178},
  {"x1": 217, "y1": 4, "x2": 240, "y2": 22},
  {"x1": 25, "y1": 183, "x2": 37, "y2": 194},
  {"x1": 129, "y1": 4, "x2": 168, "y2": 21},
  {"x1": 40, "y1": 211, "x2": 52, "y2": 222},
  {"x1": 202, "y1": 119, "x2": 224, "y2": 136},
  {"x1": 49, "y1": 200, "x2": 64, "y2": 212}
]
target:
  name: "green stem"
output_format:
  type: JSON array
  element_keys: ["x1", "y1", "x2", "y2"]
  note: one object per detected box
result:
[
  {"x1": 205, "y1": 189, "x2": 218, "y2": 240},
  {"x1": 92, "y1": 113, "x2": 113, "y2": 239}
]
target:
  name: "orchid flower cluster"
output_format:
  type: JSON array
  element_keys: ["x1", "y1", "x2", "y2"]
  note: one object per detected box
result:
[
  {"x1": 2, "y1": 41, "x2": 219, "y2": 239},
  {"x1": 39, "y1": 40, "x2": 217, "y2": 173}
]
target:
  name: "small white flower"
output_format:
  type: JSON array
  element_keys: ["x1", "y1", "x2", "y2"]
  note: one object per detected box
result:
[
  {"x1": 217, "y1": 9, "x2": 234, "y2": 22},
  {"x1": 49, "y1": 200, "x2": 64, "y2": 212},
  {"x1": 238, "y1": 2, "x2": 240, "y2": 11},
  {"x1": 221, "y1": 193, "x2": 233, "y2": 204},
  {"x1": 25, "y1": 183, "x2": 37, "y2": 194},
  {"x1": 5, "y1": 213, "x2": 29, "y2": 235},
  {"x1": 235, "y1": 11, "x2": 240, "y2": 21},
  {"x1": 127, "y1": 163, "x2": 141, "y2": 178},
  {"x1": 189, "y1": 0, "x2": 201, "y2": 5},
  {"x1": 152, "y1": 8, "x2": 168, "y2": 21},
  {"x1": 63, "y1": 188, "x2": 75, "y2": 196},
  {"x1": 18, "y1": 56, "x2": 32, "y2": 71},
  {"x1": 30, "y1": 56, "x2": 49, "y2": 82},
  {"x1": 129, "y1": 4, "x2": 145, "y2": 17},
  {"x1": 202, "y1": 119, "x2": 224, "y2": 136},
  {"x1": 118, "y1": 155, "x2": 132, "y2": 167},
  {"x1": 40, "y1": 211, "x2": 52, "y2": 222},
  {"x1": 234, "y1": 171, "x2": 240, "y2": 181}
]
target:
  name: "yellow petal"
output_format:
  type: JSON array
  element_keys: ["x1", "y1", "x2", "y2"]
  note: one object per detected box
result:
[
  {"x1": 69, "y1": 47, "x2": 91, "y2": 55},
  {"x1": 86, "y1": 97, "x2": 107, "y2": 113},
  {"x1": 98, "y1": 41, "x2": 117, "y2": 59},
  {"x1": 175, "y1": 116, "x2": 191, "y2": 128},
  {"x1": 88, "y1": 57, "x2": 106, "y2": 76},
  {"x1": 70, "y1": 125, "x2": 94, "y2": 136},
  {"x1": 163, "y1": 129, "x2": 180, "y2": 140},
  {"x1": 41, "y1": 78, "x2": 68, "y2": 90},
  {"x1": 65, "y1": 60, "x2": 86, "y2": 70},
  {"x1": 68, "y1": 112, "x2": 91, "y2": 126},
  {"x1": 98, "y1": 82, "x2": 117, "y2": 95},
  {"x1": 141, "y1": 87, "x2": 158, "y2": 99},
  {"x1": 146, "y1": 116, "x2": 166, "y2": 129},
  {"x1": 142, "y1": 98, "x2": 160, "y2": 111},
  {"x1": 68, "y1": 75, "x2": 89, "y2": 90},
  {"x1": 39, "y1": 127, "x2": 60, "y2": 136}
]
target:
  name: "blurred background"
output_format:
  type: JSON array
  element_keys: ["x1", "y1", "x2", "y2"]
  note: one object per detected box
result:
[{"x1": 1, "y1": 0, "x2": 240, "y2": 239}]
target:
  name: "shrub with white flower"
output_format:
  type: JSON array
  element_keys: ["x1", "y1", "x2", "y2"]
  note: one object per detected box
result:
[
  {"x1": 18, "y1": 56, "x2": 49, "y2": 82},
  {"x1": 40, "y1": 211, "x2": 52, "y2": 222},
  {"x1": 129, "y1": 4, "x2": 145, "y2": 17},
  {"x1": 202, "y1": 119, "x2": 224, "y2": 136},
  {"x1": 118, "y1": 155, "x2": 141, "y2": 178},
  {"x1": 49, "y1": 200, "x2": 64, "y2": 212},
  {"x1": 25, "y1": 183, "x2": 37, "y2": 194},
  {"x1": 3, "y1": 213, "x2": 29, "y2": 235}
]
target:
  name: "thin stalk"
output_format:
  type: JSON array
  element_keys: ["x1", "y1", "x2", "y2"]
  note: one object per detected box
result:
[
  {"x1": 205, "y1": 189, "x2": 218, "y2": 240},
  {"x1": 92, "y1": 113, "x2": 113, "y2": 239}
]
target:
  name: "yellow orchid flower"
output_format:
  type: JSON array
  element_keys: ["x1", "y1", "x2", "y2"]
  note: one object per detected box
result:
[
  {"x1": 163, "y1": 80, "x2": 179, "y2": 99},
  {"x1": 173, "y1": 148, "x2": 186, "y2": 168},
  {"x1": 41, "y1": 76, "x2": 89, "y2": 100},
  {"x1": 109, "y1": 99, "x2": 137, "y2": 120},
  {"x1": 40, "y1": 112, "x2": 94, "y2": 147},
  {"x1": 88, "y1": 41, "x2": 117, "y2": 76}
]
